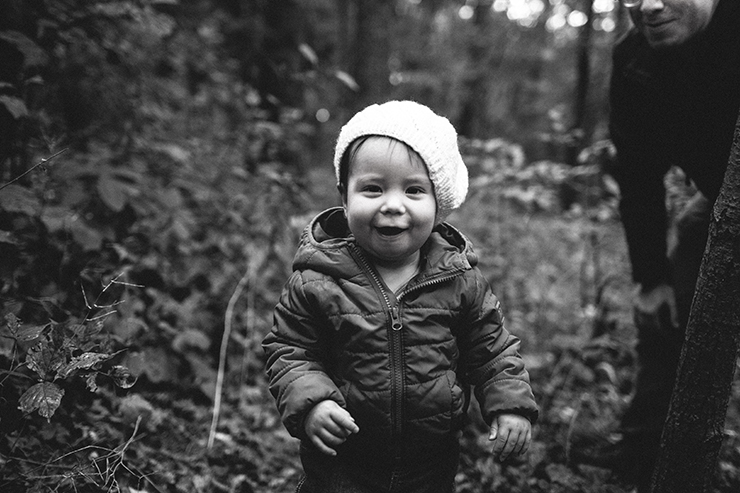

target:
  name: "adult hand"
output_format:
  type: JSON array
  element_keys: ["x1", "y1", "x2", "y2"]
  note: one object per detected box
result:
[
  {"x1": 634, "y1": 283, "x2": 679, "y2": 332},
  {"x1": 304, "y1": 400, "x2": 359, "y2": 456},
  {"x1": 489, "y1": 413, "x2": 531, "y2": 462}
]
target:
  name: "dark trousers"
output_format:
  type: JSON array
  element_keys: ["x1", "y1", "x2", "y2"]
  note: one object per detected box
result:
[
  {"x1": 620, "y1": 192, "x2": 711, "y2": 488},
  {"x1": 296, "y1": 437, "x2": 460, "y2": 493}
]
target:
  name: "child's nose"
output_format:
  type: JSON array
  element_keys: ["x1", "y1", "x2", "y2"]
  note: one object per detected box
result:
[{"x1": 380, "y1": 192, "x2": 406, "y2": 214}]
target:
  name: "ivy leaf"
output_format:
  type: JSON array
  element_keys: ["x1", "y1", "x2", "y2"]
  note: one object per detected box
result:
[
  {"x1": 18, "y1": 382, "x2": 65, "y2": 420},
  {"x1": 55, "y1": 352, "x2": 112, "y2": 380}
]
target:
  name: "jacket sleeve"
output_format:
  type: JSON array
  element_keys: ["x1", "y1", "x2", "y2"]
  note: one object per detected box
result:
[
  {"x1": 262, "y1": 272, "x2": 345, "y2": 439},
  {"x1": 458, "y1": 273, "x2": 538, "y2": 425},
  {"x1": 608, "y1": 36, "x2": 673, "y2": 289}
]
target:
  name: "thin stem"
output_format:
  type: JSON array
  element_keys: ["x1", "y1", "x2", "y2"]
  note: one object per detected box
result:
[
  {"x1": 0, "y1": 148, "x2": 68, "y2": 192},
  {"x1": 208, "y1": 262, "x2": 251, "y2": 450}
]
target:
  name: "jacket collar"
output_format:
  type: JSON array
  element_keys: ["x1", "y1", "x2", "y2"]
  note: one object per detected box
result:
[{"x1": 293, "y1": 207, "x2": 476, "y2": 279}]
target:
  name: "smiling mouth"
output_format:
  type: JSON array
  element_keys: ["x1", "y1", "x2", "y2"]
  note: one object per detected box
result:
[
  {"x1": 376, "y1": 226, "x2": 406, "y2": 236},
  {"x1": 644, "y1": 18, "x2": 673, "y2": 28}
]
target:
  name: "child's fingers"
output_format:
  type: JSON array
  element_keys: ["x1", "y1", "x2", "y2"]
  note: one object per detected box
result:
[
  {"x1": 488, "y1": 423, "x2": 498, "y2": 441},
  {"x1": 491, "y1": 427, "x2": 509, "y2": 458},
  {"x1": 516, "y1": 428, "x2": 532, "y2": 456},
  {"x1": 331, "y1": 408, "x2": 360, "y2": 434},
  {"x1": 510, "y1": 430, "x2": 528, "y2": 457},
  {"x1": 498, "y1": 430, "x2": 517, "y2": 461},
  {"x1": 318, "y1": 426, "x2": 350, "y2": 445},
  {"x1": 321, "y1": 416, "x2": 353, "y2": 438},
  {"x1": 310, "y1": 433, "x2": 338, "y2": 456}
]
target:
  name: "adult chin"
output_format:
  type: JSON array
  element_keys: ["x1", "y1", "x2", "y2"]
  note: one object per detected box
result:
[{"x1": 638, "y1": 20, "x2": 681, "y2": 47}]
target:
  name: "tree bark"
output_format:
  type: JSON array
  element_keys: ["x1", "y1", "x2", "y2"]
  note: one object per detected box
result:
[
  {"x1": 351, "y1": 0, "x2": 392, "y2": 111},
  {"x1": 650, "y1": 111, "x2": 740, "y2": 492},
  {"x1": 457, "y1": 2, "x2": 490, "y2": 138},
  {"x1": 569, "y1": 0, "x2": 594, "y2": 164}
]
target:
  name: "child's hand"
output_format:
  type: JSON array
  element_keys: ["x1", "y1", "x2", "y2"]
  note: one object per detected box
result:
[
  {"x1": 489, "y1": 413, "x2": 531, "y2": 462},
  {"x1": 304, "y1": 400, "x2": 360, "y2": 456}
]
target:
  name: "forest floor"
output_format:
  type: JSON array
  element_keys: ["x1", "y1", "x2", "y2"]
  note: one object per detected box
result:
[
  {"x1": 3, "y1": 150, "x2": 740, "y2": 493},
  {"x1": 113, "y1": 167, "x2": 740, "y2": 493}
]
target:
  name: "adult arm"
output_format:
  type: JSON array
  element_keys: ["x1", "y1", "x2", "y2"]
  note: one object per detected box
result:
[{"x1": 608, "y1": 36, "x2": 674, "y2": 290}]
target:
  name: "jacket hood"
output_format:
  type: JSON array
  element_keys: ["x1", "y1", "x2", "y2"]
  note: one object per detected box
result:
[{"x1": 293, "y1": 207, "x2": 478, "y2": 279}]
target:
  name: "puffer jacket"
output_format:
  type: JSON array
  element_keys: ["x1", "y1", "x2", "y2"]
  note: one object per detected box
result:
[{"x1": 263, "y1": 207, "x2": 538, "y2": 461}]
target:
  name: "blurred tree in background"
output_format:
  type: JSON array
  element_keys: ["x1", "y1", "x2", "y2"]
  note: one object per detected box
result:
[{"x1": 0, "y1": 0, "x2": 630, "y2": 178}]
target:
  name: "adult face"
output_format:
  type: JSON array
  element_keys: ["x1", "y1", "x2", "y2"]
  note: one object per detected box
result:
[
  {"x1": 626, "y1": 0, "x2": 720, "y2": 50},
  {"x1": 342, "y1": 136, "x2": 436, "y2": 270}
]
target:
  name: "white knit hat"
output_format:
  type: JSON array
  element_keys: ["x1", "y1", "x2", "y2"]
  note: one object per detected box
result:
[{"x1": 334, "y1": 100, "x2": 468, "y2": 220}]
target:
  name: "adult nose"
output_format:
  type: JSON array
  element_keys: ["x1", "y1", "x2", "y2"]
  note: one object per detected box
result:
[{"x1": 639, "y1": 0, "x2": 664, "y2": 13}]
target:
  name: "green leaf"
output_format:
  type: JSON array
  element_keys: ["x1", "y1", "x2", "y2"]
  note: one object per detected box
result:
[
  {"x1": 25, "y1": 342, "x2": 64, "y2": 380},
  {"x1": 18, "y1": 382, "x2": 64, "y2": 420},
  {"x1": 98, "y1": 173, "x2": 129, "y2": 212},
  {"x1": 69, "y1": 217, "x2": 104, "y2": 251},
  {"x1": 15, "y1": 323, "x2": 48, "y2": 342},
  {"x1": 0, "y1": 30, "x2": 48, "y2": 68},
  {"x1": 5, "y1": 313, "x2": 21, "y2": 335},
  {"x1": 55, "y1": 352, "x2": 111, "y2": 379},
  {"x1": 0, "y1": 230, "x2": 19, "y2": 245},
  {"x1": 0, "y1": 184, "x2": 41, "y2": 216},
  {"x1": 0, "y1": 95, "x2": 28, "y2": 119},
  {"x1": 40, "y1": 206, "x2": 71, "y2": 233}
]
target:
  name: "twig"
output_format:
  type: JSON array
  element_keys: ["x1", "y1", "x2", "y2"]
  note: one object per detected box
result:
[
  {"x1": 0, "y1": 148, "x2": 68, "y2": 192},
  {"x1": 208, "y1": 261, "x2": 252, "y2": 450},
  {"x1": 564, "y1": 393, "x2": 586, "y2": 464}
]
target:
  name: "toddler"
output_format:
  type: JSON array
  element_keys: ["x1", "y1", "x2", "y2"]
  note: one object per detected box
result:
[{"x1": 263, "y1": 100, "x2": 538, "y2": 492}]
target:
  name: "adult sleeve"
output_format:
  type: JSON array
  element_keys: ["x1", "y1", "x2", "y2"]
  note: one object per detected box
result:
[{"x1": 608, "y1": 41, "x2": 673, "y2": 289}]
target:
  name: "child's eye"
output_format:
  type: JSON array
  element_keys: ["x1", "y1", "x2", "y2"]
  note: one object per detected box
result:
[
  {"x1": 406, "y1": 186, "x2": 426, "y2": 195},
  {"x1": 362, "y1": 185, "x2": 382, "y2": 193}
]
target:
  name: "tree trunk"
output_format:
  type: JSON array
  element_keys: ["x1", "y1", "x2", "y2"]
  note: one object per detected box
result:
[
  {"x1": 569, "y1": 0, "x2": 594, "y2": 164},
  {"x1": 457, "y1": 2, "x2": 490, "y2": 138},
  {"x1": 650, "y1": 112, "x2": 740, "y2": 492},
  {"x1": 351, "y1": 0, "x2": 392, "y2": 111}
]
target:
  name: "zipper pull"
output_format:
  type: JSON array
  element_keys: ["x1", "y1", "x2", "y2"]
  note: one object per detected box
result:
[{"x1": 391, "y1": 305, "x2": 402, "y2": 331}]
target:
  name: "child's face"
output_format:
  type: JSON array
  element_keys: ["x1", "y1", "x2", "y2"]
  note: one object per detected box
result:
[{"x1": 343, "y1": 137, "x2": 437, "y2": 268}]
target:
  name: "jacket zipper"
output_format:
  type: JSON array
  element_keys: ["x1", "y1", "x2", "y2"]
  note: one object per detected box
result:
[
  {"x1": 350, "y1": 245, "x2": 466, "y2": 436},
  {"x1": 350, "y1": 245, "x2": 405, "y2": 435}
]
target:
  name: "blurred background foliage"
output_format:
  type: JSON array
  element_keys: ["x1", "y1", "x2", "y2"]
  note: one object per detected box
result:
[{"x1": 3, "y1": 1, "x2": 737, "y2": 492}]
